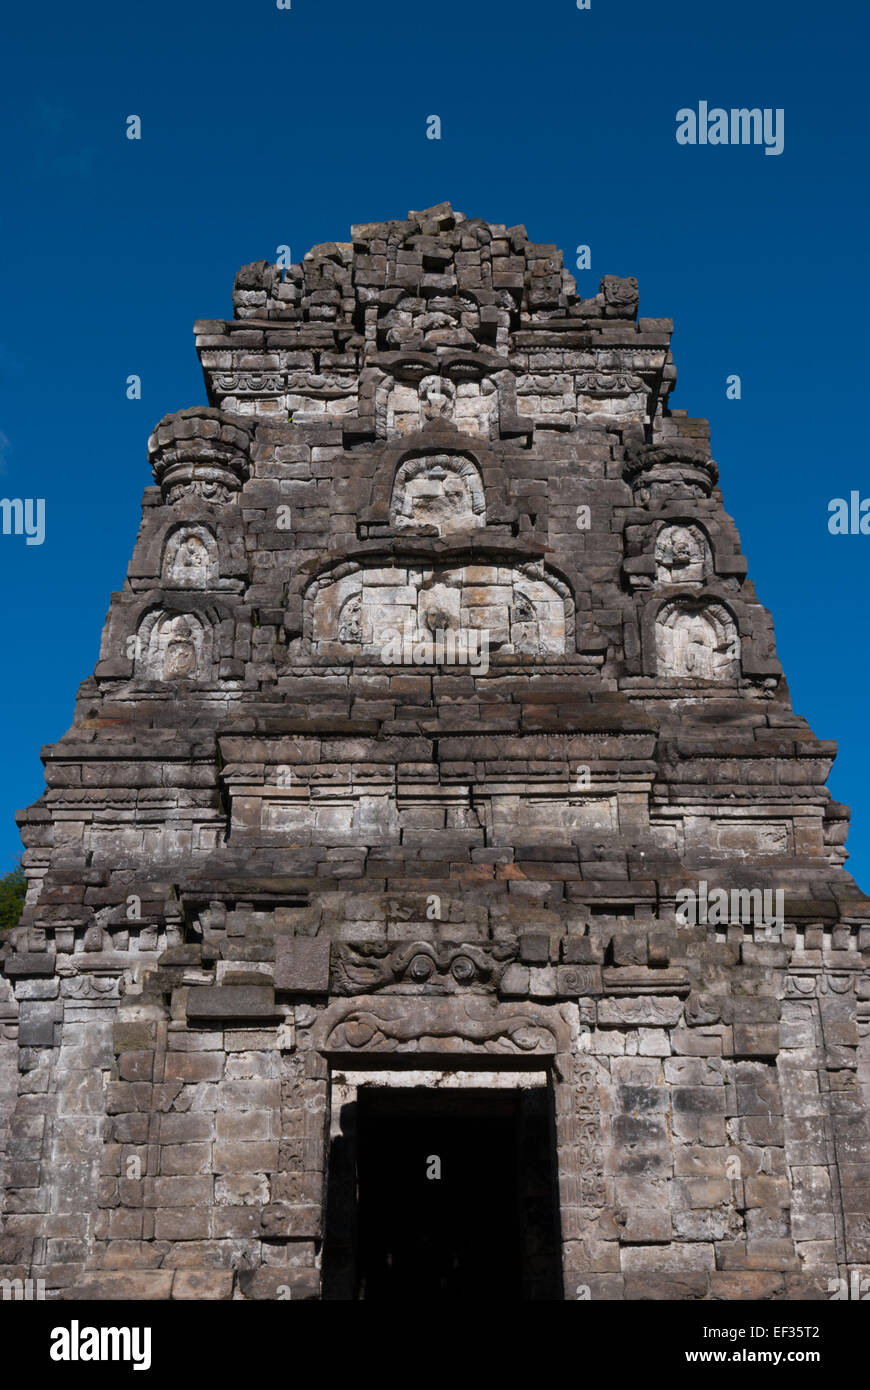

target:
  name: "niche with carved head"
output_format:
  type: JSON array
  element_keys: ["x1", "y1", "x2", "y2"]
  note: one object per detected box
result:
[
  {"x1": 389, "y1": 453, "x2": 486, "y2": 536},
  {"x1": 654, "y1": 523, "x2": 711, "y2": 586}
]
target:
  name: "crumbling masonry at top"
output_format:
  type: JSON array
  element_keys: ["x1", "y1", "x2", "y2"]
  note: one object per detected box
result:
[{"x1": 2, "y1": 202, "x2": 869, "y2": 1301}]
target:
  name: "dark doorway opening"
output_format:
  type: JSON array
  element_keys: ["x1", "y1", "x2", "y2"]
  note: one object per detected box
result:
[{"x1": 323, "y1": 1084, "x2": 563, "y2": 1301}]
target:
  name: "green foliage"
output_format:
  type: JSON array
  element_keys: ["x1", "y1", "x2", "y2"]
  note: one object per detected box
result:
[{"x1": 0, "y1": 861, "x2": 27, "y2": 931}]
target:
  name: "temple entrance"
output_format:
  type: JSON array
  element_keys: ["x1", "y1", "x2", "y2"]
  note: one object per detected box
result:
[{"x1": 323, "y1": 1080, "x2": 563, "y2": 1301}]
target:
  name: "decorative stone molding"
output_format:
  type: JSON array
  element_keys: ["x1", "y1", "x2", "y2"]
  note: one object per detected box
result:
[
  {"x1": 315, "y1": 996, "x2": 574, "y2": 1058},
  {"x1": 330, "y1": 940, "x2": 515, "y2": 995},
  {"x1": 148, "y1": 407, "x2": 253, "y2": 504},
  {"x1": 624, "y1": 441, "x2": 719, "y2": 505}
]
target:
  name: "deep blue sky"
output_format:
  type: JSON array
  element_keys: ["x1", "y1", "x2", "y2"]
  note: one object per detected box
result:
[{"x1": 2, "y1": 0, "x2": 868, "y2": 885}]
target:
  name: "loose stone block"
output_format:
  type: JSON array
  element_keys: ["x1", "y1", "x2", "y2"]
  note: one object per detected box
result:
[
  {"x1": 186, "y1": 986, "x2": 277, "y2": 1021},
  {"x1": 274, "y1": 937, "x2": 331, "y2": 994},
  {"x1": 4, "y1": 954, "x2": 57, "y2": 977}
]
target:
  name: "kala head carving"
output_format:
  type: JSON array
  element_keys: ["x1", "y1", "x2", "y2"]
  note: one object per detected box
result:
[{"x1": 390, "y1": 453, "x2": 485, "y2": 536}]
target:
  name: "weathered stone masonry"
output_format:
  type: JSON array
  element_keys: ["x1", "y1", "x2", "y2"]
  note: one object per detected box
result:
[{"x1": 2, "y1": 202, "x2": 869, "y2": 1300}]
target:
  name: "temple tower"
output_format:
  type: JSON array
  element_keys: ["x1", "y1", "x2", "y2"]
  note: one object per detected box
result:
[{"x1": 2, "y1": 204, "x2": 869, "y2": 1300}]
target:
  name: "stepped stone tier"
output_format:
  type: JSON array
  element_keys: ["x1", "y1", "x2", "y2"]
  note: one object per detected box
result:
[{"x1": 2, "y1": 202, "x2": 870, "y2": 1301}]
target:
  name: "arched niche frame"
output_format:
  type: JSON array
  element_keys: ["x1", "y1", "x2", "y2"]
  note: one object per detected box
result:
[
  {"x1": 107, "y1": 596, "x2": 237, "y2": 683},
  {"x1": 135, "y1": 609, "x2": 215, "y2": 682},
  {"x1": 293, "y1": 550, "x2": 579, "y2": 660},
  {"x1": 653, "y1": 521, "x2": 713, "y2": 586},
  {"x1": 161, "y1": 523, "x2": 219, "y2": 588},
  {"x1": 637, "y1": 590, "x2": 741, "y2": 682},
  {"x1": 634, "y1": 587, "x2": 782, "y2": 686},
  {"x1": 654, "y1": 597, "x2": 738, "y2": 681},
  {"x1": 123, "y1": 496, "x2": 250, "y2": 592},
  {"x1": 621, "y1": 508, "x2": 748, "y2": 594},
  {"x1": 389, "y1": 452, "x2": 486, "y2": 535},
  {"x1": 357, "y1": 430, "x2": 515, "y2": 535}
]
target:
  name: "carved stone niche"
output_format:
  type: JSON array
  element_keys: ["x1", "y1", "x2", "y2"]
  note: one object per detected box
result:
[
  {"x1": 654, "y1": 523, "x2": 712, "y2": 586},
  {"x1": 135, "y1": 610, "x2": 214, "y2": 681},
  {"x1": 314, "y1": 995, "x2": 574, "y2": 1061},
  {"x1": 623, "y1": 520, "x2": 715, "y2": 593},
  {"x1": 148, "y1": 407, "x2": 253, "y2": 504},
  {"x1": 162, "y1": 525, "x2": 219, "y2": 588},
  {"x1": 624, "y1": 441, "x2": 718, "y2": 506},
  {"x1": 655, "y1": 598, "x2": 739, "y2": 681},
  {"x1": 389, "y1": 453, "x2": 485, "y2": 535},
  {"x1": 377, "y1": 371, "x2": 500, "y2": 438},
  {"x1": 307, "y1": 561, "x2": 570, "y2": 659}
]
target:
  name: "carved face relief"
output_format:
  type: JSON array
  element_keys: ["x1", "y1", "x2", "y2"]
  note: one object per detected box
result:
[
  {"x1": 419, "y1": 584, "x2": 461, "y2": 633},
  {"x1": 180, "y1": 536, "x2": 207, "y2": 570},
  {"x1": 379, "y1": 368, "x2": 498, "y2": 438},
  {"x1": 381, "y1": 292, "x2": 480, "y2": 351},
  {"x1": 419, "y1": 374, "x2": 455, "y2": 420},
  {"x1": 654, "y1": 524, "x2": 710, "y2": 586},
  {"x1": 330, "y1": 940, "x2": 516, "y2": 996},
  {"x1": 337, "y1": 593, "x2": 362, "y2": 643},
  {"x1": 655, "y1": 601, "x2": 738, "y2": 681},
  {"x1": 390, "y1": 454, "x2": 485, "y2": 536}
]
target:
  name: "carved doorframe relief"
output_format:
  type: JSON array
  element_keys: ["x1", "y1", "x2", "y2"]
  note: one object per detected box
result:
[
  {"x1": 314, "y1": 996, "x2": 573, "y2": 1058},
  {"x1": 315, "y1": 996, "x2": 606, "y2": 1298}
]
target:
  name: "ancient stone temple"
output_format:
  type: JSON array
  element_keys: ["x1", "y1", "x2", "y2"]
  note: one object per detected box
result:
[{"x1": 2, "y1": 203, "x2": 869, "y2": 1302}]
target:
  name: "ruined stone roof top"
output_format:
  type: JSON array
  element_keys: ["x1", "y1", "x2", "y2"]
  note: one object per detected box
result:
[{"x1": 227, "y1": 201, "x2": 641, "y2": 332}]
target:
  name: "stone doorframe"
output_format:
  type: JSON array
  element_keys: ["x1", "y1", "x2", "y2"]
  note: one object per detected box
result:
[{"x1": 313, "y1": 996, "x2": 608, "y2": 1297}]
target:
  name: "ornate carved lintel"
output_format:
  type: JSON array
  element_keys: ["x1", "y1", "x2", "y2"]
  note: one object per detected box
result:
[{"x1": 315, "y1": 996, "x2": 573, "y2": 1059}]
